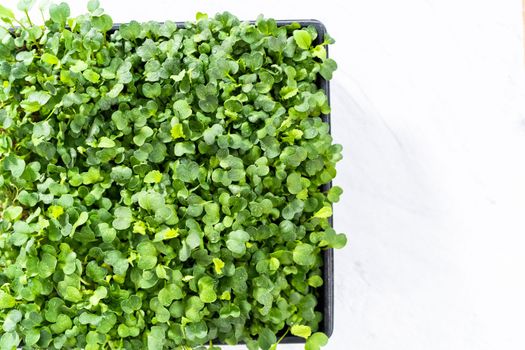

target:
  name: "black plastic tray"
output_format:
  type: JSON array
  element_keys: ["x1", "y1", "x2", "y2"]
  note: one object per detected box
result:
[{"x1": 111, "y1": 18, "x2": 334, "y2": 345}]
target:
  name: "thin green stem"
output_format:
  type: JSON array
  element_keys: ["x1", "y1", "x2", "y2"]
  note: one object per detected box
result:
[
  {"x1": 24, "y1": 10, "x2": 33, "y2": 26},
  {"x1": 275, "y1": 328, "x2": 290, "y2": 347},
  {"x1": 6, "y1": 19, "x2": 15, "y2": 33},
  {"x1": 13, "y1": 18, "x2": 27, "y2": 30},
  {"x1": 44, "y1": 103, "x2": 61, "y2": 120}
]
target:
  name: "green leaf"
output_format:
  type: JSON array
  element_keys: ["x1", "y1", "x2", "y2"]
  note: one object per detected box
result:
[
  {"x1": 148, "y1": 326, "x2": 166, "y2": 350},
  {"x1": 32, "y1": 120, "x2": 52, "y2": 146},
  {"x1": 196, "y1": 12, "x2": 208, "y2": 21},
  {"x1": 0, "y1": 291, "x2": 16, "y2": 309},
  {"x1": 226, "y1": 230, "x2": 250, "y2": 255},
  {"x1": 24, "y1": 328, "x2": 40, "y2": 346},
  {"x1": 0, "y1": 332, "x2": 20, "y2": 350},
  {"x1": 79, "y1": 312, "x2": 102, "y2": 325},
  {"x1": 170, "y1": 123, "x2": 185, "y2": 139},
  {"x1": 144, "y1": 170, "x2": 162, "y2": 183},
  {"x1": 197, "y1": 276, "x2": 217, "y2": 303},
  {"x1": 97, "y1": 136, "x2": 115, "y2": 148},
  {"x1": 17, "y1": 0, "x2": 35, "y2": 12},
  {"x1": 158, "y1": 284, "x2": 182, "y2": 306},
  {"x1": 137, "y1": 240, "x2": 158, "y2": 270},
  {"x1": 49, "y1": 2, "x2": 70, "y2": 26},
  {"x1": 83, "y1": 69, "x2": 100, "y2": 83},
  {"x1": 173, "y1": 141, "x2": 195, "y2": 157},
  {"x1": 287, "y1": 172, "x2": 304, "y2": 194},
  {"x1": 154, "y1": 227, "x2": 179, "y2": 241},
  {"x1": 3, "y1": 155, "x2": 25, "y2": 177},
  {"x1": 63, "y1": 286, "x2": 82, "y2": 303},
  {"x1": 3, "y1": 206, "x2": 22, "y2": 221},
  {"x1": 3, "y1": 309, "x2": 22, "y2": 332},
  {"x1": 119, "y1": 20, "x2": 141, "y2": 40},
  {"x1": 16, "y1": 51, "x2": 34, "y2": 66},
  {"x1": 197, "y1": 90, "x2": 218, "y2": 113},
  {"x1": 105, "y1": 250, "x2": 129, "y2": 275},
  {"x1": 185, "y1": 321, "x2": 208, "y2": 341},
  {"x1": 51, "y1": 314, "x2": 72, "y2": 333},
  {"x1": 258, "y1": 328, "x2": 277, "y2": 350},
  {"x1": 173, "y1": 100, "x2": 192, "y2": 119},
  {"x1": 305, "y1": 332, "x2": 329, "y2": 350},
  {"x1": 38, "y1": 252, "x2": 57, "y2": 278},
  {"x1": 121, "y1": 295, "x2": 142, "y2": 314},
  {"x1": 18, "y1": 190, "x2": 38, "y2": 207},
  {"x1": 70, "y1": 60, "x2": 88, "y2": 73},
  {"x1": 116, "y1": 61, "x2": 133, "y2": 84},
  {"x1": 11, "y1": 222, "x2": 30, "y2": 246},
  {"x1": 133, "y1": 126, "x2": 153, "y2": 146},
  {"x1": 316, "y1": 228, "x2": 348, "y2": 249},
  {"x1": 280, "y1": 86, "x2": 298, "y2": 100},
  {"x1": 117, "y1": 324, "x2": 132, "y2": 337},
  {"x1": 313, "y1": 205, "x2": 332, "y2": 219},
  {"x1": 89, "y1": 286, "x2": 108, "y2": 305},
  {"x1": 137, "y1": 39, "x2": 158, "y2": 61},
  {"x1": 293, "y1": 29, "x2": 312, "y2": 49},
  {"x1": 142, "y1": 82, "x2": 161, "y2": 98},
  {"x1": 48, "y1": 205, "x2": 64, "y2": 219},
  {"x1": 291, "y1": 324, "x2": 312, "y2": 339},
  {"x1": 98, "y1": 223, "x2": 117, "y2": 243},
  {"x1": 307, "y1": 275, "x2": 324, "y2": 287},
  {"x1": 312, "y1": 45, "x2": 327, "y2": 60},
  {"x1": 137, "y1": 190, "x2": 165, "y2": 211},
  {"x1": 212, "y1": 257, "x2": 225, "y2": 274},
  {"x1": 111, "y1": 166, "x2": 133, "y2": 183},
  {"x1": 21, "y1": 91, "x2": 51, "y2": 112},
  {"x1": 175, "y1": 160, "x2": 199, "y2": 183},
  {"x1": 112, "y1": 207, "x2": 133, "y2": 230},
  {"x1": 224, "y1": 98, "x2": 242, "y2": 112},
  {"x1": 293, "y1": 243, "x2": 316, "y2": 266},
  {"x1": 203, "y1": 124, "x2": 224, "y2": 145},
  {"x1": 87, "y1": 0, "x2": 100, "y2": 12},
  {"x1": 186, "y1": 231, "x2": 201, "y2": 249},
  {"x1": 319, "y1": 58, "x2": 337, "y2": 80},
  {"x1": 327, "y1": 186, "x2": 343, "y2": 203},
  {"x1": 41, "y1": 53, "x2": 59, "y2": 65},
  {"x1": 203, "y1": 202, "x2": 220, "y2": 225},
  {"x1": 0, "y1": 5, "x2": 15, "y2": 22},
  {"x1": 92, "y1": 14, "x2": 113, "y2": 33}
]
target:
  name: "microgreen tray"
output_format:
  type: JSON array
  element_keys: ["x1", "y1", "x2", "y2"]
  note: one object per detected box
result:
[
  {"x1": 112, "y1": 19, "x2": 335, "y2": 344},
  {"x1": 0, "y1": 9, "x2": 339, "y2": 348}
]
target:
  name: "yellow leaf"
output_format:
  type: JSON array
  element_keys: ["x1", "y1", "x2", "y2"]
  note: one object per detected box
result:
[
  {"x1": 219, "y1": 291, "x2": 231, "y2": 300},
  {"x1": 313, "y1": 205, "x2": 332, "y2": 219},
  {"x1": 170, "y1": 123, "x2": 185, "y2": 139},
  {"x1": 154, "y1": 227, "x2": 179, "y2": 241},
  {"x1": 133, "y1": 221, "x2": 147, "y2": 235},
  {"x1": 291, "y1": 324, "x2": 312, "y2": 339},
  {"x1": 212, "y1": 257, "x2": 225, "y2": 274},
  {"x1": 144, "y1": 170, "x2": 162, "y2": 184},
  {"x1": 48, "y1": 205, "x2": 64, "y2": 219}
]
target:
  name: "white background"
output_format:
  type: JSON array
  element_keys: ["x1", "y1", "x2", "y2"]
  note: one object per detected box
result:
[{"x1": 6, "y1": 0, "x2": 525, "y2": 349}]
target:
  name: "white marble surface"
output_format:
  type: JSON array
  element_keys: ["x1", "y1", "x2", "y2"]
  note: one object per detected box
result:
[{"x1": 6, "y1": 0, "x2": 525, "y2": 349}]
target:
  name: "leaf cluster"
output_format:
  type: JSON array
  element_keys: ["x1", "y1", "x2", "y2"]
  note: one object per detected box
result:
[{"x1": 0, "y1": 2, "x2": 344, "y2": 350}]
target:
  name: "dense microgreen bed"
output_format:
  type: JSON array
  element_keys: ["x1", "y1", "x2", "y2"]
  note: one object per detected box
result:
[{"x1": 0, "y1": 1, "x2": 346, "y2": 349}]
